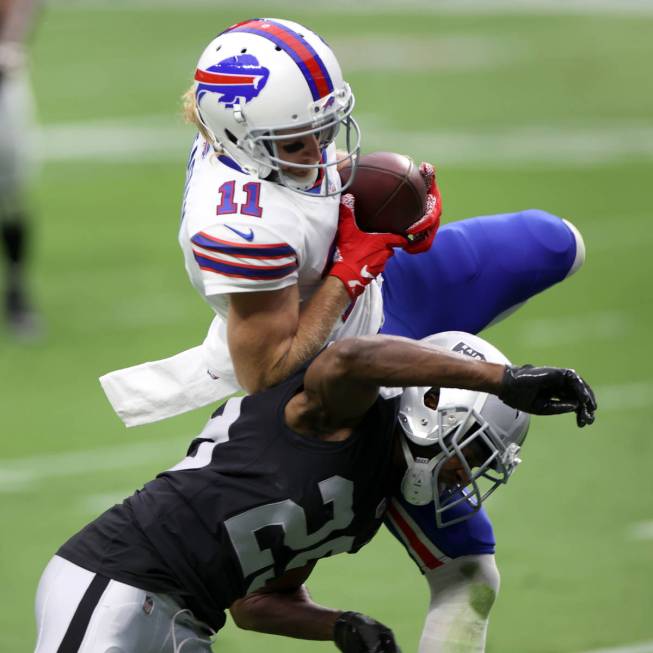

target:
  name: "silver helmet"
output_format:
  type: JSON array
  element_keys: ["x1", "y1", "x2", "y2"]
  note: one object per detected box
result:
[{"x1": 398, "y1": 331, "x2": 530, "y2": 527}]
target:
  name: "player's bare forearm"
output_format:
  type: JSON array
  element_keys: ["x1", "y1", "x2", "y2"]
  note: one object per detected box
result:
[
  {"x1": 287, "y1": 275, "x2": 352, "y2": 367},
  {"x1": 302, "y1": 334, "x2": 596, "y2": 429},
  {"x1": 341, "y1": 335, "x2": 505, "y2": 390},
  {"x1": 304, "y1": 335, "x2": 505, "y2": 425},
  {"x1": 227, "y1": 277, "x2": 351, "y2": 393},
  {"x1": 230, "y1": 584, "x2": 341, "y2": 640}
]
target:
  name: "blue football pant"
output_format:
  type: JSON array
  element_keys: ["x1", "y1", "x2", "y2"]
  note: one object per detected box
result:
[{"x1": 380, "y1": 209, "x2": 583, "y2": 569}]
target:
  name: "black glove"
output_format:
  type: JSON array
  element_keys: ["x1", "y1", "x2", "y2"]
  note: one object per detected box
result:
[
  {"x1": 499, "y1": 365, "x2": 597, "y2": 427},
  {"x1": 334, "y1": 612, "x2": 401, "y2": 653}
]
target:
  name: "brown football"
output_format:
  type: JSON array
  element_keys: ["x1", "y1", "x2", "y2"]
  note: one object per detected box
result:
[{"x1": 339, "y1": 151, "x2": 427, "y2": 233}]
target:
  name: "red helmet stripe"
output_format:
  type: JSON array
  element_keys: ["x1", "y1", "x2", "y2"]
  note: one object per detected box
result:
[
  {"x1": 226, "y1": 19, "x2": 334, "y2": 101},
  {"x1": 194, "y1": 69, "x2": 258, "y2": 85}
]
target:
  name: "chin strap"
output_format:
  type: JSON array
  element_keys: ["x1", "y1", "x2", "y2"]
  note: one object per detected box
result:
[
  {"x1": 278, "y1": 167, "x2": 320, "y2": 191},
  {"x1": 400, "y1": 437, "x2": 443, "y2": 506}
]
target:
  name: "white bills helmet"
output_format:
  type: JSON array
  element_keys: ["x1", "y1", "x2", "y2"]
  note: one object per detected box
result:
[
  {"x1": 192, "y1": 18, "x2": 360, "y2": 196},
  {"x1": 398, "y1": 331, "x2": 530, "y2": 527}
]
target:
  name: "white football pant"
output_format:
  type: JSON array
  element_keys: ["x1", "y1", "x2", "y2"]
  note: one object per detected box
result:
[{"x1": 34, "y1": 556, "x2": 213, "y2": 653}]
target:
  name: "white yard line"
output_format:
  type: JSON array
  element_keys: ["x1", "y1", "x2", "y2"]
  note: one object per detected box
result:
[
  {"x1": 1, "y1": 376, "x2": 650, "y2": 494},
  {"x1": 368, "y1": 124, "x2": 653, "y2": 167},
  {"x1": 0, "y1": 436, "x2": 188, "y2": 492},
  {"x1": 38, "y1": 119, "x2": 191, "y2": 163},
  {"x1": 38, "y1": 119, "x2": 653, "y2": 166},
  {"x1": 577, "y1": 641, "x2": 653, "y2": 653},
  {"x1": 330, "y1": 34, "x2": 522, "y2": 72},
  {"x1": 594, "y1": 381, "x2": 653, "y2": 412},
  {"x1": 51, "y1": 0, "x2": 653, "y2": 17},
  {"x1": 79, "y1": 491, "x2": 138, "y2": 514},
  {"x1": 628, "y1": 522, "x2": 653, "y2": 541},
  {"x1": 578, "y1": 214, "x2": 653, "y2": 252},
  {"x1": 517, "y1": 311, "x2": 631, "y2": 348}
]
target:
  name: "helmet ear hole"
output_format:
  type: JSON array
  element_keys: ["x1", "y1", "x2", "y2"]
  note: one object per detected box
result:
[{"x1": 423, "y1": 387, "x2": 440, "y2": 411}]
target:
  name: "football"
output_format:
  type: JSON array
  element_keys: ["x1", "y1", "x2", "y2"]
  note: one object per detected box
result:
[{"x1": 339, "y1": 151, "x2": 427, "y2": 233}]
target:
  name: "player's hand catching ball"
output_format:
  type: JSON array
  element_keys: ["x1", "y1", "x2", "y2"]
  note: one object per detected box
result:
[
  {"x1": 329, "y1": 194, "x2": 406, "y2": 299},
  {"x1": 334, "y1": 611, "x2": 401, "y2": 653},
  {"x1": 403, "y1": 162, "x2": 442, "y2": 255},
  {"x1": 499, "y1": 365, "x2": 597, "y2": 427}
]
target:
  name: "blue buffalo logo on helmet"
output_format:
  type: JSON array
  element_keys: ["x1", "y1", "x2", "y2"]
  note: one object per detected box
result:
[{"x1": 195, "y1": 54, "x2": 270, "y2": 108}]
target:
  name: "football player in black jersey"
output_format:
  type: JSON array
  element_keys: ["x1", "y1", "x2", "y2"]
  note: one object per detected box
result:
[{"x1": 34, "y1": 332, "x2": 595, "y2": 653}]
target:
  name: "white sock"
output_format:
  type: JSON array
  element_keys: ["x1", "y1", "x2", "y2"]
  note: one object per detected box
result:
[{"x1": 418, "y1": 554, "x2": 500, "y2": 653}]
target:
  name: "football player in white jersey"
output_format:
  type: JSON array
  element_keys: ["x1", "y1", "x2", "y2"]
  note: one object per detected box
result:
[
  {"x1": 100, "y1": 18, "x2": 439, "y2": 425},
  {"x1": 0, "y1": 0, "x2": 40, "y2": 336},
  {"x1": 99, "y1": 17, "x2": 587, "y2": 653}
]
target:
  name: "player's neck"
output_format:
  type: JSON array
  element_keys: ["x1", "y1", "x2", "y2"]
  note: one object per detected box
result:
[{"x1": 284, "y1": 392, "x2": 355, "y2": 441}]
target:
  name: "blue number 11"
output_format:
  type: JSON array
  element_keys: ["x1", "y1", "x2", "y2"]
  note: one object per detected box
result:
[{"x1": 217, "y1": 181, "x2": 263, "y2": 218}]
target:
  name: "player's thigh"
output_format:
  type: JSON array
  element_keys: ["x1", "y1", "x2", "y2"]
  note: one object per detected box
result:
[
  {"x1": 380, "y1": 210, "x2": 584, "y2": 338},
  {"x1": 34, "y1": 556, "x2": 212, "y2": 653},
  {"x1": 384, "y1": 496, "x2": 495, "y2": 573}
]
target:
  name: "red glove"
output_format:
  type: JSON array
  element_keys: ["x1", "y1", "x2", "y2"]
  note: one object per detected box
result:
[
  {"x1": 403, "y1": 162, "x2": 442, "y2": 254},
  {"x1": 329, "y1": 194, "x2": 407, "y2": 299}
]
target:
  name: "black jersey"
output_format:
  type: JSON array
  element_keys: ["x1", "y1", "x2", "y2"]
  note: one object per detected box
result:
[{"x1": 58, "y1": 367, "x2": 399, "y2": 631}]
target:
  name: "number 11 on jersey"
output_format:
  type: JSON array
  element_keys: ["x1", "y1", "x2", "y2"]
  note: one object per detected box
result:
[{"x1": 217, "y1": 181, "x2": 263, "y2": 218}]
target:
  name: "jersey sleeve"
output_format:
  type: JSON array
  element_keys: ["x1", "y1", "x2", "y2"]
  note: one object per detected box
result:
[{"x1": 189, "y1": 217, "x2": 301, "y2": 296}]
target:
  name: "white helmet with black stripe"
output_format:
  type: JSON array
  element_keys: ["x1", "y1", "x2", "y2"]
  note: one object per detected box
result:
[{"x1": 398, "y1": 331, "x2": 530, "y2": 527}]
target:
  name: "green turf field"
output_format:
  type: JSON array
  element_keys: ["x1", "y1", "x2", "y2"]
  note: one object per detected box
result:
[{"x1": 2, "y1": 2, "x2": 653, "y2": 651}]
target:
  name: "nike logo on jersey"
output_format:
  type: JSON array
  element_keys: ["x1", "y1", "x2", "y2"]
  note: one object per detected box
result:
[
  {"x1": 360, "y1": 265, "x2": 374, "y2": 279},
  {"x1": 224, "y1": 225, "x2": 255, "y2": 241}
]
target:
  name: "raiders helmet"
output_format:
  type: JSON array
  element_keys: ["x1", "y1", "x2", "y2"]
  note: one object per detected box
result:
[
  {"x1": 192, "y1": 18, "x2": 360, "y2": 195},
  {"x1": 398, "y1": 331, "x2": 530, "y2": 527}
]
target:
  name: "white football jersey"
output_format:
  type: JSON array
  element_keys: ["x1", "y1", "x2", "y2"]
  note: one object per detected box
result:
[{"x1": 178, "y1": 135, "x2": 383, "y2": 383}]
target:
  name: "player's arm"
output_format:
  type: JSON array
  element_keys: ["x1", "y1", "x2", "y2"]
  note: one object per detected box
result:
[
  {"x1": 229, "y1": 561, "x2": 338, "y2": 639},
  {"x1": 227, "y1": 277, "x2": 351, "y2": 393},
  {"x1": 225, "y1": 201, "x2": 405, "y2": 393},
  {"x1": 298, "y1": 335, "x2": 596, "y2": 430},
  {"x1": 230, "y1": 561, "x2": 400, "y2": 651}
]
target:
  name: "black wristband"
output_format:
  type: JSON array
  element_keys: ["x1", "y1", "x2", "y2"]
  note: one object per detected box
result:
[{"x1": 334, "y1": 611, "x2": 360, "y2": 651}]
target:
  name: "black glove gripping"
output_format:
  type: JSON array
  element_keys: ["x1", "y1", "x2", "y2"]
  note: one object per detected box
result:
[
  {"x1": 334, "y1": 612, "x2": 401, "y2": 653},
  {"x1": 499, "y1": 365, "x2": 597, "y2": 427}
]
